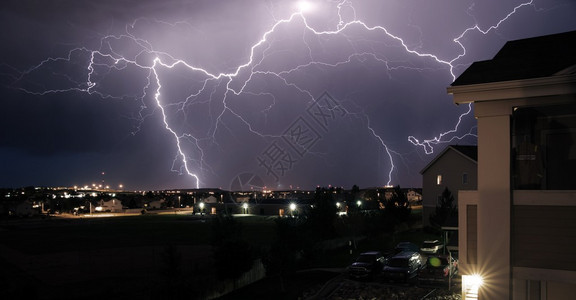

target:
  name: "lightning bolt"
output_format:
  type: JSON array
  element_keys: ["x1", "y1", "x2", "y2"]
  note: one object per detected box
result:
[
  {"x1": 8, "y1": 0, "x2": 539, "y2": 188},
  {"x1": 408, "y1": 103, "x2": 477, "y2": 154}
]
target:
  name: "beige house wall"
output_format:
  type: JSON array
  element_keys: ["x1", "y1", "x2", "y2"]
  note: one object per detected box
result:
[
  {"x1": 449, "y1": 70, "x2": 576, "y2": 299},
  {"x1": 476, "y1": 112, "x2": 512, "y2": 299},
  {"x1": 422, "y1": 149, "x2": 477, "y2": 227}
]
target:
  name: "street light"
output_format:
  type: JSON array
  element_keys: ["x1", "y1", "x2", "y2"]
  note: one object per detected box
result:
[
  {"x1": 356, "y1": 200, "x2": 362, "y2": 208},
  {"x1": 289, "y1": 203, "x2": 296, "y2": 217},
  {"x1": 242, "y1": 202, "x2": 248, "y2": 214}
]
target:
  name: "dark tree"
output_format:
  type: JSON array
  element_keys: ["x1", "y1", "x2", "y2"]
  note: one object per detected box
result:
[
  {"x1": 263, "y1": 217, "x2": 305, "y2": 292},
  {"x1": 214, "y1": 239, "x2": 255, "y2": 286},
  {"x1": 349, "y1": 184, "x2": 360, "y2": 202},
  {"x1": 384, "y1": 185, "x2": 412, "y2": 225},
  {"x1": 210, "y1": 213, "x2": 256, "y2": 287},
  {"x1": 159, "y1": 244, "x2": 182, "y2": 278},
  {"x1": 429, "y1": 187, "x2": 457, "y2": 228},
  {"x1": 306, "y1": 187, "x2": 339, "y2": 239},
  {"x1": 210, "y1": 213, "x2": 242, "y2": 246}
]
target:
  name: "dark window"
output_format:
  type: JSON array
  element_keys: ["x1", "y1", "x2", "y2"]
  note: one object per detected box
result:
[
  {"x1": 512, "y1": 103, "x2": 576, "y2": 190},
  {"x1": 467, "y1": 205, "x2": 477, "y2": 265},
  {"x1": 388, "y1": 258, "x2": 409, "y2": 268},
  {"x1": 462, "y1": 173, "x2": 468, "y2": 184}
]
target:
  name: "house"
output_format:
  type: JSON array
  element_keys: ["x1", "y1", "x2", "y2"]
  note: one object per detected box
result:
[
  {"x1": 420, "y1": 145, "x2": 478, "y2": 227},
  {"x1": 98, "y1": 199, "x2": 123, "y2": 213},
  {"x1": 147, "y1": 199, "x2": 165, "y2": 209},
  {"x1": 406, "y1": 189, "x2": 422, "y2": 203},
  {"x1": 447, "y1": 30, "x2": 576, "y2": 299},
  {"x1": 14, "y1": 201, "x2": 38, "y2": 217}
]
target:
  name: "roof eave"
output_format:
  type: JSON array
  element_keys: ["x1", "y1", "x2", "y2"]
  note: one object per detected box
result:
[
  {"x1": 447, "y1": 73, "x2": 576, "y2": 104},
  {"x1": 419, "y1": 145, "x2": 477, "y2": 175}
]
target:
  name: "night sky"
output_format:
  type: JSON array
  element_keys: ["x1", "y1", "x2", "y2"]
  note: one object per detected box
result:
[{"x1": 1, "y1": 0, "x2": 575, "y2": 191}]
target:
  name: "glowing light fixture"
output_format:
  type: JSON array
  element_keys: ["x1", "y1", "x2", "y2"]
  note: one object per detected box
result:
[
  {"x1": 468, "y1": 274, "x2": 483, "y2": 287},
  {"x1": 462, "y1": 274, "x2": 483, "y2": 300}
]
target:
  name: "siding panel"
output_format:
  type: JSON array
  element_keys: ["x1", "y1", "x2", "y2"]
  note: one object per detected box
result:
[{"x1": 513, "y1": 205, "x2": 576, "y2": 270}]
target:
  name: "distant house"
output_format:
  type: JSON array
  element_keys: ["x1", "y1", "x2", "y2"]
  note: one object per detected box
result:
[
  {"x1": 147, "y1": 199, "x2": 165, "y2": 209},
  {"x1": 203, "y1": 195, "x2": 218, "y2": 204},
  {"x1": 406, "y1": 189, "x2": 422, "y2": 203},
  {"x1": 98, "y1": 199, "x2": 123, "y2": 213},
  {"x1": 14, "y1": 201, "x2": 38, "y2": 217},
  {"x1": 420, "y1": 145, "x2": 477, "y2": 227},
  {"x1": 447, "y1": 30, "x2": 576, "y2": 299}
]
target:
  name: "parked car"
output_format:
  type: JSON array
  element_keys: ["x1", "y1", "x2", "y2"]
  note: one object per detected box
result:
[
  {"x1": 394, "y1": 242, "x2": 419, "y2": 254},
  {"x1": 420, "y1": 240, "x2": 443, "y2": 254},
  {"x1": 348, "y1": 251, "x2": 387, "y2": 280},
  {"x1": 418, "y1": 255, "x2": 458, "y2": 285},
  {"x1": 382, "y1": 251, "x2": 423, "y2": 282}
]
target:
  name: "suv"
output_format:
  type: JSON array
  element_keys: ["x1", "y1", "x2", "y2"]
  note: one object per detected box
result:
[
  {"x1": 420, "y1": 240, "x2": 443, "y2": 254},
  {"x1": 348, "y1": 251, "x2": 387, "y2": 280},
  {"x1": 394, "y1": 242, "x2": 419, "y2": 254},
  {"x1": 382, "y1": 251, "x2": 423, "y2": 282}
]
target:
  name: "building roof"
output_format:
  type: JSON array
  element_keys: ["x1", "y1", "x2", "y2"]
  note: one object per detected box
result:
[
  {"x1": 450, "y1": 145, "x2": 477, "y2": 161},
  {"x1": 420, "y1": 145, "x2": 477, "y2": 174},
  {"x1": 452, "y1": 30, "x2": 576, "y2": 86}
]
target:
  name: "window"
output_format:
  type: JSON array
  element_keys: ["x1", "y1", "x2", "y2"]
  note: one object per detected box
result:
[
  {"x1": 512, "y1": 103, "x2": 576, "y2": 190},
  {"x1": 437, "y1": 174, "x2": 442, "y2": 185},
  {"x1": 462, "y1": 173, "x2": 468, "y2": 184},
  {"x1": 466, "y1": 205, "x2": 477, "y2": 265}
]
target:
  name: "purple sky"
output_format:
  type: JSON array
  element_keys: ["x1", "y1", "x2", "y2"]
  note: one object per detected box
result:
[{"x1": 1, "y1": 0, "x2": 575, "y2": 191}]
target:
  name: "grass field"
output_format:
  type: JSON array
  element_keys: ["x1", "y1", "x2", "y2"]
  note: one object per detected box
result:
[
  {"x1": 0, "y1": 212, "x2": 441, "y2": 299},
  {"x1": 0, "y1": 214, "x2": 280, "y2": 299},
  {"x1": 0, "y1": 214, "x2": 277, "y2": 254}
]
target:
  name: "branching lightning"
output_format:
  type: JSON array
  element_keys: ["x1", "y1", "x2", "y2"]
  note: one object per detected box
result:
[{"x1": 9, "y1": 0, "x2": 539, "y2": 188}]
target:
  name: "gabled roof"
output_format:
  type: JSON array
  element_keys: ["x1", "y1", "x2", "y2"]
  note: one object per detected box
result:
[
  {"x1": 451, "y1": 145, "x2": 477, "y2": 161},
  {"x1": 452, "y1": 30, "x2": 576, "y2": 86},
  {"x1": 420, "y1": 145, "x2": 477, "y2": 174}
]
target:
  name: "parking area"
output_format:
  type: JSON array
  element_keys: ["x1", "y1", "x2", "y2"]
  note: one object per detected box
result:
[{"x1": 307, "y1": 274, "x2": 461, "y2": 299}]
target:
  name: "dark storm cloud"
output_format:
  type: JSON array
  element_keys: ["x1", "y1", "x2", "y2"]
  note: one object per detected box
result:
[{"x1": 1, "y1": 0, "x2": 575, "y2": 190}]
